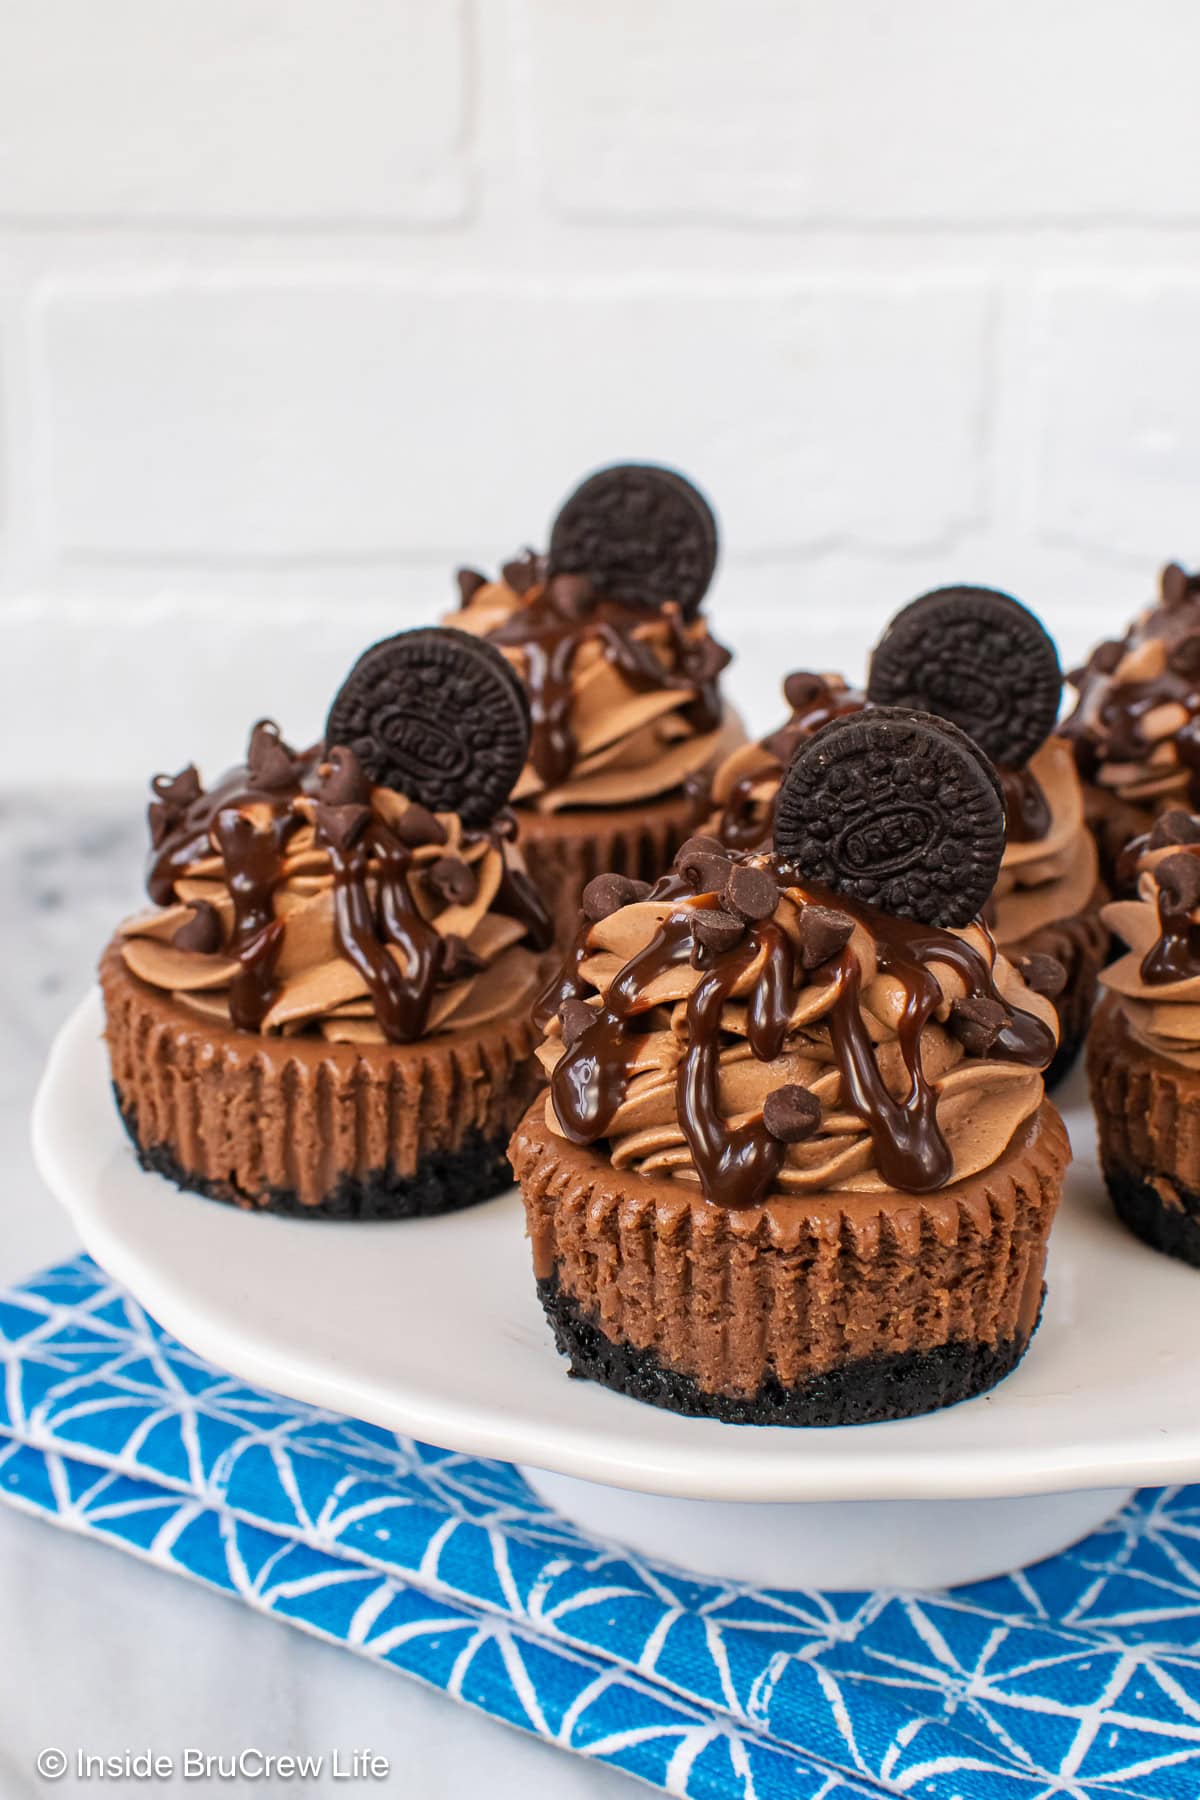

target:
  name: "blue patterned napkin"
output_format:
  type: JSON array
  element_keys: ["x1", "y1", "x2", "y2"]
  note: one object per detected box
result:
[{"x1": 2, "y1": 1256, "x2": 1198, "y2": 1799}]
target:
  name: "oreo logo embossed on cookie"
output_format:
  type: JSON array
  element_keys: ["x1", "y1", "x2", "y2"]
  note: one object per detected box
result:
[
  {"x1": 325, "y1": 627, "x2": 531, "y2": 826},
  {"x1": 773, "y1": 708, "x2": 1005, "y2": 928},
  {"x1": 547, "y1": 463, "x2": 718, "y2": 616},
  {"x1": 867, "y1": 586, "x2": 1062, "y2": 769}
]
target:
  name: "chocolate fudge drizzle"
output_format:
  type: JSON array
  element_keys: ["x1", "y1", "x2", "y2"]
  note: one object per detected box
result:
[
  {"x1": 545, "y1": 858, "x2": 1055, "y2": 1210},
  {"x1": 485, "y1": 564, "x2": 729, "y2": 789},
  {"x1": 1140, "y1": 891, "x2": 1200, "y2": 986},
  {"x1": 997, "y1": 764, "x2": 1052, "y2": 844},
  {"x1": 145, "y1": 732, "x2": 551, "y2": 1043}
]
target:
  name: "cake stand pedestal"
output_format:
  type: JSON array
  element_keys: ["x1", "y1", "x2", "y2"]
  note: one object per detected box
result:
[
  {"x1": 516, "y1": 1470, "x2": 1133, "y2": 1590},
  {"x1": 32, "y1": 992, "x2": 1195, "y2": 1592}
]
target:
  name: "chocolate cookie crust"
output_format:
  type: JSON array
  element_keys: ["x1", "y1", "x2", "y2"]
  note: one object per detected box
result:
[
  {"x1": 537, "y1": 1273, "x2": 1036, "y2": 1426},
  {"x1": 1102, "y1": 1164, "x2": 1200, "y2": 1268},
  {"x1": 511, "y1": 1096, "x2": 1067, "y2": 1415},
  {"x1": 116, "y1": 1093, "x2": 516, "y2": 1220}
]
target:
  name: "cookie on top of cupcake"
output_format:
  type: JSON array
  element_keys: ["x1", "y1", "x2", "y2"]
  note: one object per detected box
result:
[
  {"x1": 511, "y1": 708, "x2": 1069, "y2": 1426},
  {"x1": 699, "y1": 586, "x2": 1103, "y2": 1086},
  {"x1": 103, "y1": 626, "x2": 554, "y2": 1220},
  {"x1": 447, "y1": 463, "x2": 744, "y2": 942}
]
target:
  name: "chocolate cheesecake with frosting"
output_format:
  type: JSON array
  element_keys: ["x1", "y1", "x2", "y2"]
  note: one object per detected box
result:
[
  {"x1": 510, "y1": 709, "x2": 1069, "y2": 1425},
  {"x1": 1089, "y1": 811, "x2": 1200, "y2": 1265},
  {"x1": 102, "y1": 627, "x2": 554, "y2": 1218},
  {"x1": 447, "y1": 463, "x2": 744, "y2": 943},
  {"x1": 701, "y1": 587, "x2": 1104, "y2": 1086},
  {"x1": 1064, "y1": 563, "x2": 1200, "y2": 885}
]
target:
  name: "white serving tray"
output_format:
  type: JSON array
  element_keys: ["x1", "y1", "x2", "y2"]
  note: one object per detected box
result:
[{"x1": 31, "y1": 988, "x2": 1196, "y2": 1589}]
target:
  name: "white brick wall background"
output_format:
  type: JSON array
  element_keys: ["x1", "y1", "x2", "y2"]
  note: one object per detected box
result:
[{"x1": 3, "y1": 0, "x2": 1200, "y2": 784}]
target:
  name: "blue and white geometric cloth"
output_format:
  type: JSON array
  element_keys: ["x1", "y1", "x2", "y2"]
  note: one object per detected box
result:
[{"x1": 2, "y1": 1256, "x2": 1199, "y2": 1800}]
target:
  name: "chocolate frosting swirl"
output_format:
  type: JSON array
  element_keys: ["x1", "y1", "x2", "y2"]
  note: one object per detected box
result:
[
  {"x1": 447, "y1": 554, "x2": 742, "y2": 811},
  {"x1": 1101, "y1": 817, "x2": 1200, "y2": 1068},
  {"x1": 122, "y1": 726, "x2": 553, "y2": 1045},
  {"x1": 536, "y1": 845, "x2": 1058, "y2": 1210}
]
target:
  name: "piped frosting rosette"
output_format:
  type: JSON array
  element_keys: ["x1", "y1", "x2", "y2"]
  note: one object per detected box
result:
[
  {"x1": 1100, "y1": 813, "x2": 1200, "y2": 1070},
  {"x1": 988, "y1": 737, "x2": 1099, "y2": 947},
  {"x1": 446, "y1": 465, "x2": 741, "y2": 813},
  {"x1": 118, "y1": 630, "x2": 555, "y2": 1048},
  {"x1": 538, "y1": 878, "x2": 1057, "y2": 1201}
]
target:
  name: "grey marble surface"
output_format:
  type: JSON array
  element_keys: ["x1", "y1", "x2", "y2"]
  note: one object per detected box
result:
[{"x1": 0, "y1": 791, "x2": 635, "y2": 1798}]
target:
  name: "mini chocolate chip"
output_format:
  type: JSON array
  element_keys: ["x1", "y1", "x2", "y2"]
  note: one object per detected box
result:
[
  {"x1": 681, "y1": 632, "x2": 732, "y2": 685},
  {"x1": 796, "y1": 902, "x2": 855, "y2": 970},
  {"x1": 762, "y1": 1085, "x2": 821, "y2": 1144},
  {"x1": 723, "y1": 862, "x2": 778, "y2": 922},
  {"x1": 152, "y1": 764, "x2": 202, "y2": 810},
  {"x1": 456, "y1": 567, "x2": 487, "y2": 605},
  {"x1": 1016, "y1": 952, "x2": 1067, "y2": 999},
  {"x1": 1162, "y1": 563, "x2": 1193, "y2": 607},
  {"x1": 172, "y1": 900, "x2": 223, "y2": 955},
  {"x1": 314, "y1": 801, "x2": 372, "y2": 854},
  {"x1": 949, "y1": 996, "x2": 1009, "y2": 1056},
  {"x1": 581, "y1": 873, "x2": 651, "y2": 921},
  {"x1": 1170, "y1": 634, "x2": 1200, "y2": 678},
  {"x1": 690, "y1": 907, "x2": 746, "y2": 954},
  {"x1": 1091, "y1": 640, "x2": 1125, "y2": 675},
  {"x1": 548, "y1": 571, "x2": 595, "y2": 618},
  {"x1": 428, "y1": 856, "x2": 477, "y2": 906},
  {"x1": 1157, "y1": 850, "x2": 1200, "y2": 912},
  {"x1": 675, "y1": 836, "x2": 733, "y2": 894},
  {"x1": 320, "y1": 744, "x2": 371, "y2": 807},
  {"x1": 247, "y1": 720, "x2": 296, "y2": 792},
  {"x1": 1149, "y1": 809, "x2": 1200, "y2": 850},
  {"x1": 440, "y1": 932, "x2": 484, "y2": 980},
  {"x1": 784, "y1": 671, "x2": 824, "y2": 712},
  {"x1": 502, "y1": 551, "x2": 541, "y2": 596},
  {"x1": 393, "y1": 803, "x2": 448, "y2": 848},
  {"x1": 559, "y1": 998, "x2": 597, "y2": 1049}
]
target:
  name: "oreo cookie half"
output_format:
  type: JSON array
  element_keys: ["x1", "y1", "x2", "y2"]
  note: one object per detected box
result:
[
  {"x1": 773, "y1": 708, "x2": 1005, "y2": 928},
  {"x1": 867, "y1": 586, "x2": 1062, "y2": 769},
  {"x1": 547, "y1": 463, "x2": 718, "y2": 616},
  {"x1": 325, "y1": 627, "x2": 531, "y2": 826}
]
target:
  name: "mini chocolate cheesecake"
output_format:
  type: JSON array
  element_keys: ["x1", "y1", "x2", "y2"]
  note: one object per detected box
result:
[
  {"x1": 1090, "y1": 812, "x2": 1200, "y2": 1266},
  {"x1": 102, "y1": 627, "x2": 555, "y2": 1218},
  {"x1": 512, "y1": 709, "x2": 1070, "y2": 1425},
  {"x1": 446, "y1": 464, "x2": 744, "y2": 942}
]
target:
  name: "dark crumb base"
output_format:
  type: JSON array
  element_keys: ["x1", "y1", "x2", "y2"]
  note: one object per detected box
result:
[
  {"x1": 116, "y1": 1088, "x2": 514, "y2": 1221},
  {"x1": 536, "y1": 1275, "x2": 1036, "y2": 1427},
  {"x1": 1103, "y1": 1163, "x2": 1200, "y2": 1269}
]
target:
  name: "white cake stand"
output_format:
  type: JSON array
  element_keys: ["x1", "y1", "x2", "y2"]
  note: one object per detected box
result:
[{"x1": 31, "y1": 989, "x2": 1200, "y2": 1591}]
